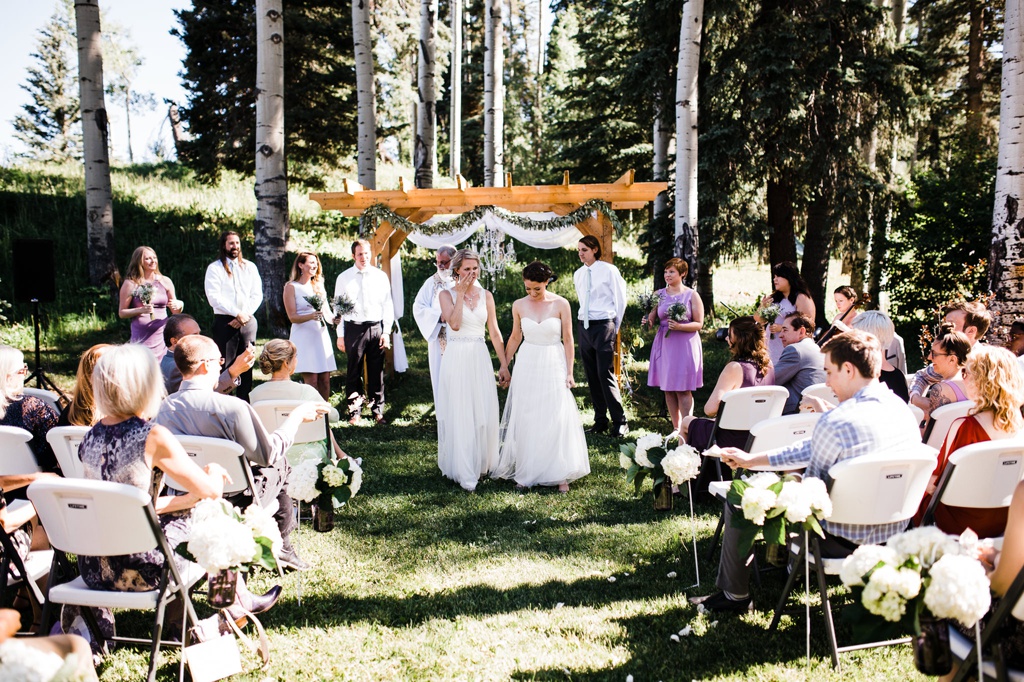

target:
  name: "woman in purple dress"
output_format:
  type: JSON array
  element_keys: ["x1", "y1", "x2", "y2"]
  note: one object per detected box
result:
[
  {"x1": 117, "y1": 246, "x2": 183, "y2": 359},
  {"x1": 646, "y1": 258, "x2": 704, "y2": 431},
  {"x1": 754, "y1": 261, "x2": 815, "y2": 365}
]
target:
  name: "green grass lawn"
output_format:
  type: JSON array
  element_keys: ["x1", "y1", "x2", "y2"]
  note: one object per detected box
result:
[{"x1": 0, "y1": 163, "x2": 929, "y2": 680}]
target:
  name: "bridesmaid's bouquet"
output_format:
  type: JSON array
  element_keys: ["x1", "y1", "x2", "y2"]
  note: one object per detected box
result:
[
  {"x1": 664, "y1": 301, "x2": 690, "y2": 337},
  {"x1": 637, "y1": 290, "x2": 660, "y2": 318},
  {"x1": 756, "y1": 301, "x2": 783, "y2": 339},
  {"x1": 332, "y1": 293, "x2": 355, "y2": 321},
  {"x1": 303, "y1": 294, "x2": 327, "y2": 327},
  {"x1": 133, "y1": 282, "x2": 155, "y2": 305}
]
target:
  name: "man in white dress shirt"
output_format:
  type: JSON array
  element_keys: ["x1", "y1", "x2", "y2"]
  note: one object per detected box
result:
[
  {"x1": 204, "y1": 231, "x2": 263, "y2": 402},
  {"x1": 335, "y1": 239, "x2": 395, "y2": 425},
  {"x1": 573, "y1": 235, "x2": 629, "y2": 437},
  {"x1": 412, "y1": 245, "x2": 456, "y2": 408}
]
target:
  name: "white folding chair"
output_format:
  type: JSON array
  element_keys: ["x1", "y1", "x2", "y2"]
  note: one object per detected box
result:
[
  {"x1": 909, "y1": 403, "x2": 925, "y2": 425},
  {"x1": 0, "y1": 499, "x2": 52, "y2": 615},
  {"x1": 46, "y1": 426, "x2": 91, "y2": 479},
  {"x1": 701, "y1": 386, "x2": 789, "y2": 480},
  {"x1": 27, "y1": 478, "x2": 204, "y2": 682},
  {"x1": 163, "y1": 435, "x2": 258, "y2": 500},
  {"x1": 21, "y1": 388, "x2": 62, "y2": 414},
  {"x1": 923, "y1": 401, "x2": 975, "y2": 449},
  {"x1": 769, "y1": 442, "x2": 939, "y2": 669},
  {"x1": 252, "y1": 400, "x2": 331, "y2": 466},
  {"x1": 920, "y1": 439, "x2": 1024, "y2": 528},
  {"x1": 801, "y1": 383, "x2": 838, "y2": 405},
  {"x1": 0, "y1": 426, "x2": 42, "y2": 475}
]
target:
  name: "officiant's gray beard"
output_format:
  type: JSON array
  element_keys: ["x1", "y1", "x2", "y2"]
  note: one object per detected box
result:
[{"x1": 437, "y1": 268, "x2": 452, "y2": 281}]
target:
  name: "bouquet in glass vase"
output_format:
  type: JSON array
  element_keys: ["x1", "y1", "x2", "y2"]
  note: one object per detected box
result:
[
  {"x1": 288, "y1": 456, "x2": 363, "y2": 531},
  {"x1": 663, "y1": 301, "x2": 691, "y2": 337},
  {"x1": 726, "y1": 472, "x2": 833, "y2": 556},
  {"x1": 303, "y1": 294, "x2": 327, "y2": 327},
  {"x1": 839, "y1": 527, "x2": 992, "y2": 673},
  {"x1": 178, "y1": 498, "x2": 282, "y2": 607}
]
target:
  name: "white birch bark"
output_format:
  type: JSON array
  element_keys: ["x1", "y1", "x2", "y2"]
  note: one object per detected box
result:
[
  {"x1": 483, "y1": 0, "x2": 504, "y2": 187},
  {"x1": 416, "y1": 0, "x2": 438, "y2": 188},
  {"x1": 990, "y1": 0, "x2": 1024, "y2": 324},
  {"x1": 653, "y1": 110, "x2": 671, "y2": 220},
  {"x1": 75, "y1": 0, "x2": 117, "y2": 285},
  {"x1": 353, "y1": 0, "x2": 377, "y2": 189},
  {"x1": 450, "y1": 0, "x2": 462, "y2": 178},
  {"x1": 673, "y1": 0, "x2": 703, "y2": 285},
  {"x1": 255, "y1": 0, "x2": 289, "y2": 335}
]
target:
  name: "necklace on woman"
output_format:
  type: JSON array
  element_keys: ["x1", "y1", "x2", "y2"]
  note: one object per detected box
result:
[{"x1": 463, "y1": 288, "x2": 481, "y2": 309}]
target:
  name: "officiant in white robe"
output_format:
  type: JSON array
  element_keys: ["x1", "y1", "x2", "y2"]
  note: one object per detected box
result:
[{"x1": 413, "y1": 245, "x2": 457, "y2": 407}]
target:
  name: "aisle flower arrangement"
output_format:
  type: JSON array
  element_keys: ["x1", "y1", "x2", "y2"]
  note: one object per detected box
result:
[
  {"x1": 619, "y1": 433, "x2": 701, "y2": 497},
  {"x1": 289, "y1": 456, "x2": 362, "y2": 509},
  {"x1": 726, "y1": 472, "x2": 833, "y2": 555},
  {"x1": 840, "y1": 527, "x2": 991, "y2": 640},
  {"x1": 179, "y1": 498, "x2": 282, "y2": 574},
  {"x1": 0, "y1": 638, "x2": 86, "y2": 682}
]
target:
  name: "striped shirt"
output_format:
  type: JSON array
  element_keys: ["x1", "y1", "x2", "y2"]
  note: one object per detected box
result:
[{"x1": 766, "y1": 381, "x2": 921, "y2": 544}]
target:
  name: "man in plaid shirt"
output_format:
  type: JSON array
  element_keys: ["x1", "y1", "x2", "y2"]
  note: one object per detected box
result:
[{"x1": 697, "y1": 330, "x2": 921, "y2": 613}]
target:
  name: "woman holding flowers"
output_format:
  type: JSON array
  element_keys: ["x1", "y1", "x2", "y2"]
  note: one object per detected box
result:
[
  {"x1": 492, "y1": 261, "x2": 589, "y2": 493},
  {"x1": 754, "y1": 261, "x2": 815, "y2": 365},
  {"x1": 118, "y1": 246, "x2": 182, "y2": 359},
  {"x1": 645, "y1": 258, "x2": 704, "y2": 430},
  {"x1": 915, "y1": 345, "x2": 1024, "y2": 537},
  {"x1": 283, "y1": 251, "x2": 337, "y2": 400},
  {"x1": 436, "y1": 249, "x2": 510, "y2": 492},
  {"x1": 70, "y1": 344, "x2": 278, "y2": 635}
]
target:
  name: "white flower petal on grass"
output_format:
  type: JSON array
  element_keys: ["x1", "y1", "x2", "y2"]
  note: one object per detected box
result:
[
  {"x1": 709, "y1": 621, "x2": 719, "y2": 628},
  {"x1": 667, "y1": 571, "x2": 678, "y2": 579},
  {"x1": 670, "y1": 634, "x2": 680, "y2": 642},
  {"x1": 555, "y1": 602, "x2": 564, "y2": 609},
  {"x1": 697, "y1": 604, "x2": 706, "y2": 615},
  {"x1": 679, "y1": 626, "x2": 692, "y2": 636},
  {"x1": 608, "y1": 576, "x2": 617, "y2": 583},
  {"x1": 626, "y1": 675, "x2": 634, "y2": 682}
]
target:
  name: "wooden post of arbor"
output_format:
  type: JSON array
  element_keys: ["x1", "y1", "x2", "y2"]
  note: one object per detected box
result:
[{"x1": 310, "y1": 171, "x2": 667, "y2": 382}]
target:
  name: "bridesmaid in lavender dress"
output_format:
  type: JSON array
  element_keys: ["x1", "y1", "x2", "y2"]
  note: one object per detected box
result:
[
  {"x1": 754, "y1": 261, "x2": 815, "y2": 365},
  {"x1": 646, "y1": 258, "x2": 704, "y2": 432},
  {"x1": 117, "y1": 246, "x2": 183, "y2": 359}
]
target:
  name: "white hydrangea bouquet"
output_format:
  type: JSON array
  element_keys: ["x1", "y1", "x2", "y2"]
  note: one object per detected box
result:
[
  {"x1": 288, "y1": 456, "x2": 362, "y2": 508},
  {"x1": 725, "y1": 472, "x2": 833, "y2": 556},
  {"x1": 0, "y1": 638, "x2": 87, "y2": 682},
  {"x1": 178, "y1": 498, "x2": 282, "y2": 574},
  {"x1": 839, "y1": 527, "x2": 992, "y2": 642},
  {"x1": 619, "y1": 432, "x2": 701, "y2": 495}
]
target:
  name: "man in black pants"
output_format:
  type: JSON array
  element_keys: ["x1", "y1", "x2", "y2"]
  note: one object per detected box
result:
[
  {"x1": 573, "y1": 236, "x2": 629, "y2": 437},
  {"x1": 204, "y1": 231, "x2": 262, "y2": 402},
  {"x1": 334, "y1": 239, "x2": 394, "y2": 425}
]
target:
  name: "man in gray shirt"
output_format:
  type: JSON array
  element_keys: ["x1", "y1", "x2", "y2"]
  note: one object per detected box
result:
[
  {"x1": 774, "y1": 312, "x2": 827, "y2": 414},
  {"x1": 155, "y1": 335, "x2": 327, "y2": 571}
]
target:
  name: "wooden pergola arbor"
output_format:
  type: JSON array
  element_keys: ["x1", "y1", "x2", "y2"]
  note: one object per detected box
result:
[{"x1": 309, "y1": 170, "x2": 668, "y2": 374}]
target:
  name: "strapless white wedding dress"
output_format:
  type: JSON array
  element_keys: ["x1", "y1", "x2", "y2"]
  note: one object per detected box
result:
[
  {"x1": 436, "y1": 291, "x2": 499, "y2": 491},
  {"x1": 493, "y1": 317, "x2": 590, "y2": 488}
]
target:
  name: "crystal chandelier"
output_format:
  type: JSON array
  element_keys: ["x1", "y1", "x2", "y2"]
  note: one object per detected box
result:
[{"x1": 472, "y1": 226, "x2": 516, "y2": 282}]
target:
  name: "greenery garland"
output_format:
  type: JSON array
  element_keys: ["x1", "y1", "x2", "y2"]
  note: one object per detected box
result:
[{"x1": 359, "y1": 199, "x2": 624, "y2": 238}]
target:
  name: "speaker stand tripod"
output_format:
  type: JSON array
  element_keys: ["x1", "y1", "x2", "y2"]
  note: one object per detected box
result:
[{"x1": 24, "y1": 299, "x2": 66, "y2": 399}]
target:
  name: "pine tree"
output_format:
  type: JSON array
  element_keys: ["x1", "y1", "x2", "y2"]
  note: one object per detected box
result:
[
  {"x1": 172, "y1": 0, "x2": 357, "y2": 187},
  {"x1": 12, "y1": 0, "x2": 81, "y2": 162}
]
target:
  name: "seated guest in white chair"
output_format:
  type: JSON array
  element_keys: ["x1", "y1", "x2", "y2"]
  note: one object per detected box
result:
[
  {"x1": 160, "y1": 314, "x2": 255, "y2": 395},
  {"x1": 695, "y1": 330, "x2": 920, "y2": 613},
  {"x1": 0, "y1": 345, "x2": 60, "y2": 475},
  {"x1": 155, "y1": 336, "x2": 328, "y2": 572},
  {"x1": 250, "y1": 339, "x2": 351, "y2": 465},
  {"x1": 772, "y1": 313, "x2": 826, "y2": 415},
  {"x1": 909, "y1": 300, "x2": 991, "y2": 404}
]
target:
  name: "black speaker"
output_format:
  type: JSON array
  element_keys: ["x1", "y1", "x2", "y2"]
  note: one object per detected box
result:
[{"x1": 13, "y1": 239, "x2": 56, "y2": 303}]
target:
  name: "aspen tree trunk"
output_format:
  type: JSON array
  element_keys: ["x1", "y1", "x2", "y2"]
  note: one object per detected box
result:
[
  {"x1": 75, "y1": 0, "x2": 117, "y2": 286},
  {"x1": 989, "y1": 0, "x2": 1024, "y2": 329},
  {"x1": 450, "y1": 0, "x2": 462, "y2": 178},
  {"x1": 674, "y1": 0, "x2": 702, "y2": 287},
  {"x1": 353, "y1": 0, "x2": 377, "y2": 189},
  {"x1": 483, "y1": 0, "x2": 504, "y2": 187},
  {"x1": 652, "y1": 109, "x2": 672, "y2": 288},
  {"x1": 416, "y1": 0, "x2": 437, "y2": 188},
  {"x1": 254, "y1": 0, "x2": 289, "y2": 336}
]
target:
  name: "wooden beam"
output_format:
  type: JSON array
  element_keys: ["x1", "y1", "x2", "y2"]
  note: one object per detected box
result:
[
  {"x1": 562, "y1": 171, "x2": 570, "y2": 186},
  {"x1": 406, "y1": 209, "x2": 436, "y2": 224},
  {"x1": 615, "y1": 169, "x2": 635, "y2": 186},
  {"x1": 549, "y1": 204, "x2": 578, "y2": 216}
]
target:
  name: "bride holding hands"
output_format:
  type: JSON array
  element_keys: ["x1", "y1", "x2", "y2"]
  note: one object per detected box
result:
[
  {"x1": 436, "y1": 249, "x2": 510, "y2": 492},
  {"x1": 493, "y1": 261, "x2": 589, "y2": 493}
]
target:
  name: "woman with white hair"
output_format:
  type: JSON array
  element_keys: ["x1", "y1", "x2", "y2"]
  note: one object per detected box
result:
[
  {"x1": 851, "y1": 311, "x2": 910, "y2": 403},
  {"x1": 0, "y1": 345, "x2": 59, "y2": 473}
]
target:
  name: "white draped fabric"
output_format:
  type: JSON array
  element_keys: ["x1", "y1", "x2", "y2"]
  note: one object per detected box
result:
[{"x1": 387, "y1": 211, "x2": 586, "y2": 375}]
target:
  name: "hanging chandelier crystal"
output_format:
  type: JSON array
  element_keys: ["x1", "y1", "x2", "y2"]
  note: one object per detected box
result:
[{"x1": 472, "y1": 226, "x2": 516, "y2": 282}]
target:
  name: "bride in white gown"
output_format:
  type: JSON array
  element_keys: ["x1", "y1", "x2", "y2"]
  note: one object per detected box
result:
[
  {"x1": 493, "y1": 261, "x2": 589, "y2": 492},
  {"x1": 436, "y1": 249, "x2": 510, "y2": 491}
]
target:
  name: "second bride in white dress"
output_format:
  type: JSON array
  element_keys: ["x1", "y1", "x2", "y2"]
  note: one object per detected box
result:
[
  {"x1": 493, "y1": 261, "x2": 589, "y2": 492},
  {"x1": 436, "y1": 249, "x2": 510, "y2": 492}
]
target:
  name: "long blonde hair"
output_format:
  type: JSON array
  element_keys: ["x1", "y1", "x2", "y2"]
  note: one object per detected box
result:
[
  {"x1": 125, "y1": 246, "x2": 160, "y2": 284},
  {"x1": 66, "y1": 344, "x2": 112, "y2": 426},
  {"x1": 0, "y1": 345, "x2": 25, "y2": 418},
  {"x1": 965, "y1": 345, "x2": 1024, "y2": 434}
]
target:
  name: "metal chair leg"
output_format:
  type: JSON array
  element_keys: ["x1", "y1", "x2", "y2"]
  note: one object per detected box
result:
[
  {"x1": 770, "y1": 542, "x2": 804, "y2": 632},
  {"x1": 812, "y1": 540, "x2": 842, "y2": 670}
]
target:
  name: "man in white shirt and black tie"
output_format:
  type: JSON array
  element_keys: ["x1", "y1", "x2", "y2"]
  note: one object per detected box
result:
[
  {"x1": 334, "y1": 239, "x2": 395, "y2": 425},
  {"x1": 204, "y1": 231, "x2": 262, "y2": 402},
  {"x1": 573, "y1": 235, "x2": 629, "y2": 437}
]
